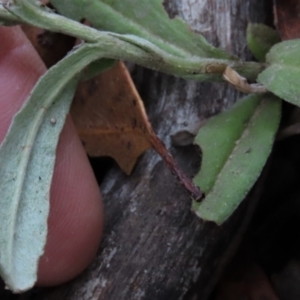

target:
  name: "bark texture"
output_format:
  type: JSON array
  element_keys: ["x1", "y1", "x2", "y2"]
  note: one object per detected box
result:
[{"x1": 40, "y1": 1, "x2": 268, "y2": 299}]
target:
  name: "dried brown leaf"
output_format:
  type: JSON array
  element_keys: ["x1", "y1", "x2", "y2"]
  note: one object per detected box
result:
[
  {"x1": 274, "y1": 0, "x2": 300, "y2": 40},
  {"x1": 214, "y1": 252, "x2": 279, "y2": 300},
  {"x1": 223, "y1": 66, "x2": 267, "y2": 94},
  {"x1": 71, "y1": 62, "x2": 203, "y2": 198},
  {"x1": 21, "y1": 24, "x2": 75, "y2": 68},
  {"x1": 70, "y1": 62, "x2": 152, "y2": 175},
  {"x1": 22, "y1": 24, "x2": 202, "y2": 197}
]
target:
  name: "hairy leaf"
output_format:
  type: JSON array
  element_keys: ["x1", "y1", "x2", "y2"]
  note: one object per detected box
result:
[
  {"x1": 246, "y1": 23, "x2": 281, "y2": 62},
  {"x1": 0, "y1": 43, "x2": 106, "y2": 292},
  {"x1": 5, "y1": 1, "x2": 264, "y2": 81},
  {"x1": 51, "y1": 0, "x2": 235, "y2": 60},
  {"x1": 257, "y1": 40, "x2": 300, "y2": 107},
  {"x1": 193, "y1": 94, "x2": 281, "y2": 225},
  {"x1": 80, "y1": 58, "x2": 116, "y2": 81}
]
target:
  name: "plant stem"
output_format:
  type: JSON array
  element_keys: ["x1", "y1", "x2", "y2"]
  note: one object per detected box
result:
[
  {"x1": 149, "y1": 134, "x2": 204, "y2": 201},
  {"x1": 0, "y1": 2, "x2": 265, "y2": 81}
]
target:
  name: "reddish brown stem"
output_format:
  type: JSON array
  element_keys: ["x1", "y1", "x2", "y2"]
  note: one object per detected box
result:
[{"x1": 149, "y1": 133, "x2": 204, "y2": 201}]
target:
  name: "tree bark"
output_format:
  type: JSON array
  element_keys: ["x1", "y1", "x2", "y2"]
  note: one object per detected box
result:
[{"x1": 40, "y1": 1, "x2": 269, "y2": 299}]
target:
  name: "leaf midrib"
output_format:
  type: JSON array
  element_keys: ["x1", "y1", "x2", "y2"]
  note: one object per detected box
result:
[{"x1": 207, "y1": 100, "x2": 262, "y2": 195}]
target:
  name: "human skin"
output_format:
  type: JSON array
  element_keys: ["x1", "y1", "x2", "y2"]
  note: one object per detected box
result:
[{"x1": 0, "y1": 26, "x2": 103, "y2": 286}]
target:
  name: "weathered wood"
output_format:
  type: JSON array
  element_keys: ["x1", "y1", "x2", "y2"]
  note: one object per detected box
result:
[{"x1": 40, "y1": 1, "x2": 268, "y2": 299}]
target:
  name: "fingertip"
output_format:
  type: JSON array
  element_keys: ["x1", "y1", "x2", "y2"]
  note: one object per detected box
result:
[{"x1": 0, "y1": 26, "x2": 45, "y2": 140}]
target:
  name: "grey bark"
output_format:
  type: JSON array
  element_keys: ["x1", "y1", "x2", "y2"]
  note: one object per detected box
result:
[{"x1": 40, "y1": 1, "x2": 268, "y2": 299}]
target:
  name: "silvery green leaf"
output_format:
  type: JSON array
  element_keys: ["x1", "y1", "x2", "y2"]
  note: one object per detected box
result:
[
  {"x1": 0, "y1": 43, "x2": 105, "y2": 292},
  {"x1": 51, "y1": 0, "x2": 235, "y2": 60},
  {"x1": 80, "y1": 58, "x2": 116, "y2": 81},
  {"x1": 257, "y1": 39, "x2": 300, "y2": 107},
  {"x1": 193, "y1": 94, "x2": 281, "y2": 225},
  {"x1": 6, "y1": 0, "x2": 264, "y2": 81}
]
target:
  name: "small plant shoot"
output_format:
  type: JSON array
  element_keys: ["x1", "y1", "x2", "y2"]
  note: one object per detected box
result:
[{"x1": 0, "y1": 0, "x2": 298, "y2": 293}]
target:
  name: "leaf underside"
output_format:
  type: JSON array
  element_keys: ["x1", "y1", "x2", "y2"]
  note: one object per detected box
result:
[
  {"x1": 0, "y1": 79, "x2": 76, "y2": 293},
  {"x1": 258, "y1": 39, "x2": 300, "y2": 107},
  {"x1": 193, "y1": 94, "x2": 281, "y2": 225},
  {"x1": 0, "y1": 43, "x2": 106, "y2": 292}
]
